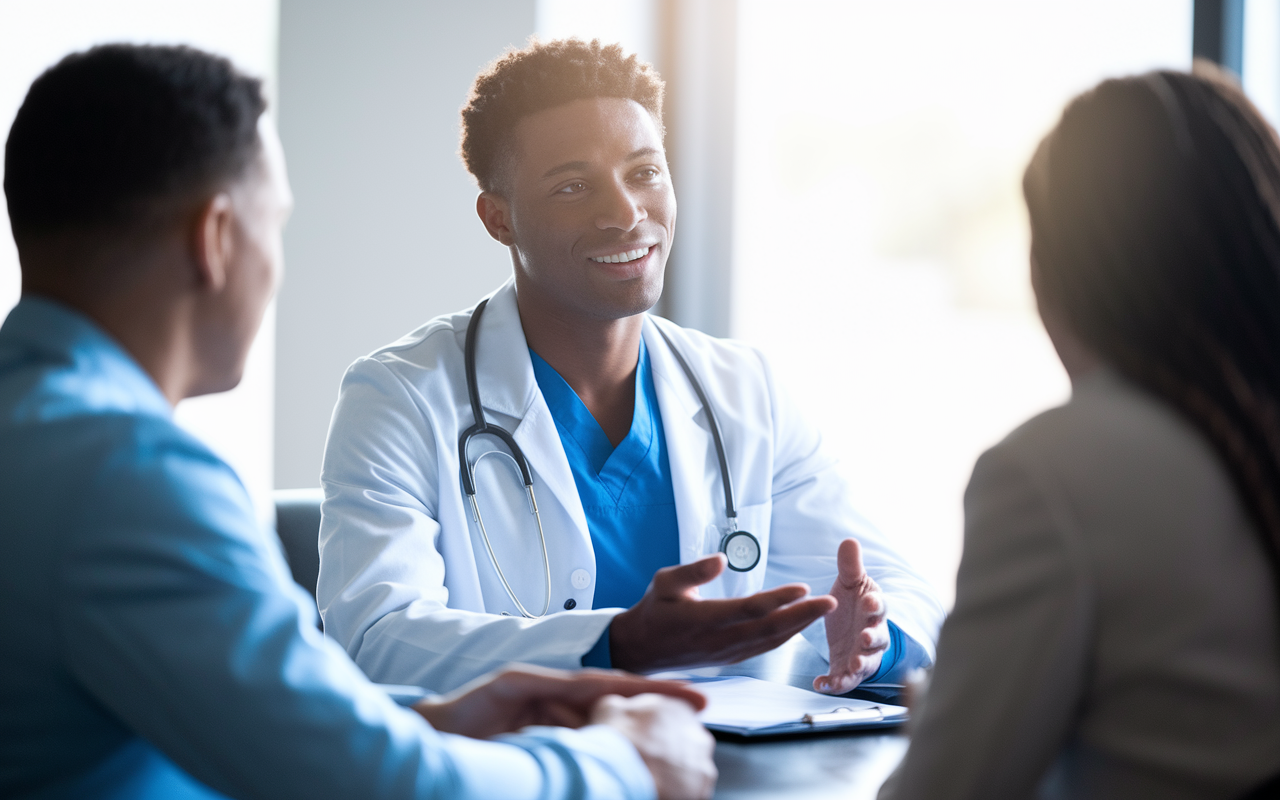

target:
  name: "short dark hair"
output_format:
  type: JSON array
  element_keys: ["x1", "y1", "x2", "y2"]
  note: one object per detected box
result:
[
  {"x1": 459, "y1": 38, "x2": 665, "y2": 193},
  {"x1": 4, "y1": 43, "x2": 265, "y2": 244},
  {"x1": 1024, "y1": 65, "x2": 1280, "y2": 591}
]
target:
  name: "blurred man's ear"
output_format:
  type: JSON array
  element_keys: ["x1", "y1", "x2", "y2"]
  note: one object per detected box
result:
[
  {"x1": 192, "y1": 193, "x2": 234, "y2": 292},
  {"x1": 476, "y1": 192, "x2": 516, "y2": 246}
]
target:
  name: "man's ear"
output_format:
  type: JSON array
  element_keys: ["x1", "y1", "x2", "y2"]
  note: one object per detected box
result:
[
  {"x1": 192, "y1": 193, "x2": 235, "y2": 292},
  {"x1": 476, "y1": 192, "x2": 516, "y2": 246}
]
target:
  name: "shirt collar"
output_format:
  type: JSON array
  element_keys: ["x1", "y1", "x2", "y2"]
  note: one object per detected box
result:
[{"x1": 0, "y1": 294, "x2": 172, "y2": 419}]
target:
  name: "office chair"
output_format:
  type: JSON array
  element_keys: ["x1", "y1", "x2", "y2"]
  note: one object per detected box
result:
[{"x1": 273, "y1": 488, "x2": 324, "y2": 599}]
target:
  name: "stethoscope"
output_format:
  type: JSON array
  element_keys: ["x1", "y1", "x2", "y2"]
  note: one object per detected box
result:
[{"x1": 459, "y1": 298, "x2": 763, "y2": 619}]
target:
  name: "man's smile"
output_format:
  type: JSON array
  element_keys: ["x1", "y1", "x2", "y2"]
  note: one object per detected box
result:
[{"x1": 590, "y1": 245, "x2": 652, "y2": 264}]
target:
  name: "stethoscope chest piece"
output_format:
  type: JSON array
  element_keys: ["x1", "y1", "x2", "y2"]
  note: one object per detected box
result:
[{"x1": 722, "y1": 528, "x2": 761, "y2": 572}]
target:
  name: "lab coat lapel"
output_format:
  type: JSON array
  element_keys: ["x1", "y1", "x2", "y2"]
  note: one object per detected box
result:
[
  {"x1": 471, "y1": 280, "x2": 591, "y2": 542},
  {"x1": 644, "y1": 317, "x2": 721, "y2": 574}
]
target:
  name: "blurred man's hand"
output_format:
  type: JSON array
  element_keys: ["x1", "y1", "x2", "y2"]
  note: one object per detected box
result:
[
  {"x1": 591, "y1": 693, "x2": 718, "y2": 800},
  {"x1": 412, "y1": 664, "x2": 707, "y2": 739}
]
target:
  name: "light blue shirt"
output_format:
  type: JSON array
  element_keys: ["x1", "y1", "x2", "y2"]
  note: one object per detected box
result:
[{"x1": 0, "y1": 296, "x2": 653, "y2": 800}]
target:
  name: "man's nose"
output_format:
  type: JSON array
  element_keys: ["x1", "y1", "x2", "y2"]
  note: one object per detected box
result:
[{"x1": 595, "y1": 181, "x2": 646, "y2": 231}]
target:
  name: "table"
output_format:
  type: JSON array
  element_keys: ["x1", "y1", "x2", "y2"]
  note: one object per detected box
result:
[{"x1": 687, "y1": 636, "x2": 909, "y2": 800}]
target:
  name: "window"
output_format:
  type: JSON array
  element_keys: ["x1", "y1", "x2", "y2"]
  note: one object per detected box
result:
[{"x1": 733, "y1": 1, "x2": 1193, "y2": 603}]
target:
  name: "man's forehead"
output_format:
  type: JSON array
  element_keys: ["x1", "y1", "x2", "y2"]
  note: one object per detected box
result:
[{"x1": 510, "y1": 97, "x2": 664, "y2": 172}]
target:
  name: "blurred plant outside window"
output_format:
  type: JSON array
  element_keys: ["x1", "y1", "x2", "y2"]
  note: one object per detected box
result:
[{"x1": 732, "y1": 0, "x2": 1198, "y2": 605}]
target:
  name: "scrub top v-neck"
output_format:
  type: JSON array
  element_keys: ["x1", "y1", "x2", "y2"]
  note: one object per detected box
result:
[{"x1": 529, "y1": 338, "x2": 681, "y2": 613}]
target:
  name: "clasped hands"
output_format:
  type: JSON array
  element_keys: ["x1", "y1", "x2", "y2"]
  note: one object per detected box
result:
[
  {"x1": 610, "y1": 537, "x2": 888, "y2": 695},
  {"x1": 415, "y1": 665, "x2": 717, "y2": 800}
]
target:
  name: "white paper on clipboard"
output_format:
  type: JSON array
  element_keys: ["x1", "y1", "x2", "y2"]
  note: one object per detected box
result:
[{"x1": 652, "y1": 674, "x2": 908, "y2": 737}]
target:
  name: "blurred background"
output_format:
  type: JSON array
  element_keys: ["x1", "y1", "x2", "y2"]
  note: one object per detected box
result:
[{"x1": 1, "y1": 0, "x2": 1276, "y2": 604}]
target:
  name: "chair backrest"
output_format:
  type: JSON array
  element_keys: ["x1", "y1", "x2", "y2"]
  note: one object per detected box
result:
[{"x1": 273, "y1": 488, "x2": 324, "y2": 598}]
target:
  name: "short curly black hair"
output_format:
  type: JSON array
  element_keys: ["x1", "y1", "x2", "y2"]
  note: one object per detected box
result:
[
  {"x1": 460, "y1": 37, "x2": 665, "y2": 194},
  {"x1": 5, "y1": 43, "x2": 265, "y2": 244}
]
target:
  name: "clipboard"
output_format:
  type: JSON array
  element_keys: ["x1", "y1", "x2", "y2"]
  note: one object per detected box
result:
[{"x1": 657, "y1": 674, "x2": 909, "y2": 740}]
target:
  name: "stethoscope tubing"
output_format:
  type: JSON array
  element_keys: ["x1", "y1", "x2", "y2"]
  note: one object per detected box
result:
[
  {"x1": 459, "y1": 298, "x2": 552, "y2": 618},
  {"x1": 459, "y1": 299, "x2": 762, "y2": 619}
]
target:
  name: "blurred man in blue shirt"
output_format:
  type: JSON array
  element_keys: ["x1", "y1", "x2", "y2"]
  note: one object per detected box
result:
[{"x1": 0, "y1": 43, "x2": 715, "y2": 800}]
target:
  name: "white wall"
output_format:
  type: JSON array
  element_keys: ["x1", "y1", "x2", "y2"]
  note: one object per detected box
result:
[
  {"x1": 0, "y1": 0, "x2": 280, "y2": 526},
  {"x1": 536, "y1": 0, "x2": 658, "y2": 64},
  {"x1": 273, "y1": 0, "x2": 536, "y2": 489}
]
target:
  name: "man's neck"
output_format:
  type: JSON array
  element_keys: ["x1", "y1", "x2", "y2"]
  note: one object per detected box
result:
[
  {"x1": 21, "y1": 239, "x2": 198, "y2": 406},
  {"x1": 516, "y1": 285, "x2": 643, "y2": 447}
]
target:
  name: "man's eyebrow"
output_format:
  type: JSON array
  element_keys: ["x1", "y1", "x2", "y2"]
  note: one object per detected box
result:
[
  {"x1": 542, "y1": 160, "x2": 589, "y2": 179},
  {"x1": 540, "y1": 148, "x2": 664, "y2": 180}
]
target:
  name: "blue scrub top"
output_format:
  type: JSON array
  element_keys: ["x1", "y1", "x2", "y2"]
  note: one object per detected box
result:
[{"x1": 529, "y1": 339, "x2": 682, "y2": 613}]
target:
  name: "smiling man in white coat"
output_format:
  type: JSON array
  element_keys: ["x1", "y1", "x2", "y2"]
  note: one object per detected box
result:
[{"x1": 317, "y1": 39, "x2": 944, "y2": 694}]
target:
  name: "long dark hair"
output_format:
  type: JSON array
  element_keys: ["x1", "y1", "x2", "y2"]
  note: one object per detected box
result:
[{"x1": 1024, "y1": 65, "x2": 1280, "y2": 577}]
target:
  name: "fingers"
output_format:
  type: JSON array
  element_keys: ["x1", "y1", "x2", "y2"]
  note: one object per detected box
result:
[
  {"x1": 727, "y1": 582, "x2": 816, "y2": 622},
  {"x1": 836, "y1": 537, "x2": 868, "y2": 590},
  {"x1": 861, "y1": 622, "x2": 890, "y2": 653},
  {"x1": 649, "y1": 554, "x2": 725, "y2": 598},
  {"x1": 813, "y1": 670, "x2": 864, "y2": 695},
  {"x1": 534, "y1": 700, "x2": 591, "y2": 729},
  {"x1": 493, "y1": 665, "x2": 708, "y2": 712},
  {"x1": 714, "y1": 595, "x2": 837, "y2": 662},
  {"x1": 860, "y1": 591, "x2": 887, "y2": 628},
  {"x1": 574, "y1": 671, "x2": 709, "y2": 711}
]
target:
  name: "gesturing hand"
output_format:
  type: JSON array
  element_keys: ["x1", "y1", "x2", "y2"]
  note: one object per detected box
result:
[
  {"x1": 610, "y1": 553, "x2": 837, "y2": 673},
  {"x1": 814, "y1": 538, "x2": 890, "y2": 695},
  {"x1": 413, "y1": 664, "x2": 707, "y2": 739}
]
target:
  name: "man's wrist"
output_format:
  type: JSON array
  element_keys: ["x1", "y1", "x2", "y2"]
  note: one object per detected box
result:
[
  {"x1": 581, "y1": 623, "x2": 613, "y2": 669},
  {"x1": 865, "y1": 621, "x2": 904, "y2": 683}
]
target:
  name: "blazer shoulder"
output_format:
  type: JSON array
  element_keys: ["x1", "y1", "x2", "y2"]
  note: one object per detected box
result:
[
  {"x1": 983, "y1": 369, "x2": 1238, "y2": 535},
  {"x1": 997, "y1": 370, "x2": 1208, "y2": 463}
]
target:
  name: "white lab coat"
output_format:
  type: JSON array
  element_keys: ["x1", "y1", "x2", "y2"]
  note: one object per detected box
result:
[{"x1": 317, "y1": 279, "x2": 944, "y2": 692}]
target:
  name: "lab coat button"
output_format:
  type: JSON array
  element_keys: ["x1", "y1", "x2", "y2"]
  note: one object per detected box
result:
[
  {"x1": 564, "y1": 598, "x2": 577, "y2": 610},
  {"x1": 570, "y1": 569, "x2": 591, "y2": 589}
]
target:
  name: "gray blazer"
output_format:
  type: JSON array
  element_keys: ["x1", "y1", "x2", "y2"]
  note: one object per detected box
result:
[{"x1": 881, "y1": 369, "x2": 1280, "y2": 799}]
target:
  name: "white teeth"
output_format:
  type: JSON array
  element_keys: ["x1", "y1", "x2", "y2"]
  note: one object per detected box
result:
[{"x1": 591, "y1": 246, "x2": 650, "y2": 264}]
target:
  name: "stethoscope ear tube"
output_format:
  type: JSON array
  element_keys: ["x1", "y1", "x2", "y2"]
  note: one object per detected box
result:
[
  {"x1": 651, "y1": 325, "x2": 761, "y2": 572},
  {"x1": 459, "y1": 298, "x2": 552, "y2": 618}
]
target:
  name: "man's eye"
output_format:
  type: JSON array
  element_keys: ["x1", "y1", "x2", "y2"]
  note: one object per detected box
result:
[
  {"x1": 558, "y1": 182, "x2": 587, "y2": 194},
  {"x1": 635, "y1": 167, "x2": 661, "y2": 181}
]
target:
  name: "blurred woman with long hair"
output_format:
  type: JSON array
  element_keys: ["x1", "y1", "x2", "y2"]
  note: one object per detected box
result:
[{"x1": 880, "y1": 66, "x2": 1280, "y2": 799}]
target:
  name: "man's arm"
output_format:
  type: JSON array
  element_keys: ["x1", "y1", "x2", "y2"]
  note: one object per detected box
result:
[
  {"x1": 318, "y1": 356, "x2": 620, "y2": 691},
  {"x1": 322, "y1": 354, "x2": 838, "y2": 682},
  {"x1": 878, "y1": 445, "x2": 1090, "y2": 799},
  {"x1": 754, "y1": 349, "x2": 945, "y2": 675},
  {"x1": 59, "y1": 423, "x2": 687, "y2": 800}
]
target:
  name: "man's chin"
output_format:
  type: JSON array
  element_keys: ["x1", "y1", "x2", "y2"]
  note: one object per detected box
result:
[{"x1": 596, "y1": 280, "x2": 663, "y2": 320}]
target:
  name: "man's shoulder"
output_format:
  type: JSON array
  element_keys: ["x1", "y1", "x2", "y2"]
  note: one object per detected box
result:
[
  {"x1": 15, "y1": 410, "x2": 236, "y2": 498},
  {"x1": 344, "y1": 310, "x2": 467, "y2": 387},
  {"x1": 1, "y1": 409, "x2": 251, "y2": 552}
]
